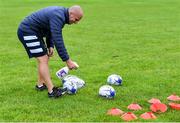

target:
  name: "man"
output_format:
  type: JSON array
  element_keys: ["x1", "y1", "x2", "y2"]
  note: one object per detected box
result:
[{"x1": 17, "y1": 5, "x2": 83, "y2": 98}]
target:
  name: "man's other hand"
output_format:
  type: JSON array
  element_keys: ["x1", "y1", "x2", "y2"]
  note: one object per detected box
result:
[
  {"x1": 48, "y1": 47, "x2": 54, "y2": 57},
  {"x1": 66, "y1": 59, "x2": 79, "y2": 70}
]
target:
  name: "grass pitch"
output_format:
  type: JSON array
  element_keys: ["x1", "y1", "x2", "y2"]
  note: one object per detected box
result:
[{"x1": 0, "y1": 0, "x2": 180, "y2": 122}]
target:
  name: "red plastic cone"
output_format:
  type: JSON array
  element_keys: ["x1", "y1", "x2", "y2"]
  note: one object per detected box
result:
[
  {"x1": 169, "y1": 103, "x2": 180, "y2": 110},
  {"x1": 167, "y1": 94, "x2": 180, "y2": 101},
  {"x1": 121, "y1": 112, "x2": 138, "y2": 121},
  {"x1": 107, "y1": 108, "x2": 124, "y2": 116},
  {"x1": 140, "y1": 112, "x2": 157, "y2": 120},
  {"x1": 127, "y1": 103, "x2": 142, "y2": 110},
  {"x1": 148, "y1": 98, "x2": 161, "y2": 104},
  {"x1": 150, "y1": 103, "x2": 168, "y2": 113}
]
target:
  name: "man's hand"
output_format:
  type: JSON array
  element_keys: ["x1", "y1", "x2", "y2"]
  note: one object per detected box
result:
[
  {"x1": 66, "y1": 59, "x2": 79, "y2": 70},
  {"x1": 48, "y1": 47, "x2": 54, "y2": 57}
]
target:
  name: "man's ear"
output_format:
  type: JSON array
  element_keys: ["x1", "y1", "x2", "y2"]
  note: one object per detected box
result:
[{"x1": 69, "y1": 11, "x2": 73, "y2": 16}]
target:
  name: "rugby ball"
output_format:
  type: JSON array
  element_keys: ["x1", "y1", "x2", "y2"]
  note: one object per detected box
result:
[
  {"x1": 107, "y1": 74, "x2": 122, "y2": 85},
  {"x1": 63, "y1": 80, "x2": 77, "y2": 94},
  {"x1": 99, "y1": 85, "x2": 116, "y2": 99},
  {"x1": 62, "y1": 75, "x2": 85, "y2": 89}
]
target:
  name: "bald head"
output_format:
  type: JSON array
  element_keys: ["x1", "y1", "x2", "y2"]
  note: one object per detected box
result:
[{"x1": 68, "y1": 5, "x2": 83, "y2": 24}]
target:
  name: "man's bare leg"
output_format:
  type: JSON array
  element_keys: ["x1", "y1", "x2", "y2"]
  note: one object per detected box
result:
[
  {"x1": 37, "y1": 71, "x2": 45, "y2": 86},
  {"x1": 36, "y1": 55, "x2": 53, "y2": 93}
]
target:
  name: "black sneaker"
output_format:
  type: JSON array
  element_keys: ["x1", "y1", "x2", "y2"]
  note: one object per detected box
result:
[
  {"x1": 48, "y1": 87, "x2": 67, "y2": 98},
  {"x1": 35, "y1": 84, "x2": 47, "y2": 91}
]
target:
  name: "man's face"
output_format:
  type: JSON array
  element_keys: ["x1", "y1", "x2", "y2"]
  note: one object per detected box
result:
[{"x1": 69, "y1": 13, "x2": 82, "y2": 24}]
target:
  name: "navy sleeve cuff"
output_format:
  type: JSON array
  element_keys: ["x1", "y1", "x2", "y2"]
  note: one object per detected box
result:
[{"x1": 62, "y1": 55, "x2": 69, "y2": 62}]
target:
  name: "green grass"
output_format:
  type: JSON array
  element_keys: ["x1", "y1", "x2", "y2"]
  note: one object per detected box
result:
[{"x1": 0, "y1": 0, "x2": 180, "y2": 122}]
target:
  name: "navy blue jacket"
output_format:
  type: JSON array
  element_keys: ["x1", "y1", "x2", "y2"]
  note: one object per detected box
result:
[{"x1": 19, "y1": 6, "x2": 70, "y2": 61}]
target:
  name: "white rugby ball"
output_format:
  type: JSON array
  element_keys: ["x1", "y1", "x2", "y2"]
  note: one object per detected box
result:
[
  {"x1": 63, "y1": 80, "x2": 77, "y2": 94},
  {"x1": 107, "y1": 74, "x2": 122, "y2": 85},
  {"x1": 99, "y1": 85, "x2": 116, "y2": 99},
  {"x1": 62, "y1": 75, "x2": 85, "y2": 89}
]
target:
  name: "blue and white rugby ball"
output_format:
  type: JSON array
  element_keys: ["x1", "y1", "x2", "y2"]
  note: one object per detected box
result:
[
  {"x1": 99, "y1": 85, "x2": 116, "y2": 99},
  {"x1": 63, "y1": 80, "x2": 77, "y2": 94},
  {"x1": 62, "y1": 75, "x2": 85, "y2": 89},
  {"x1": 107, "y1": 74, "x2": 122, "y2": 85}
]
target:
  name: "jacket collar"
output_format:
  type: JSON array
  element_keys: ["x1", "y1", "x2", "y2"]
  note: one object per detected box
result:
[{"x1": 65, "y1": 8, "x2": 70, "y2": 24}]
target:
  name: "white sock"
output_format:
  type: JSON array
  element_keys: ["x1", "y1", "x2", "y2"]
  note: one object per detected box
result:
[
  {"x1": 38, "y1": 84, "x2": 44, "y2": 88},
  {"x1": 49, "y1": 90, "x2": 53, "y2": 94}
]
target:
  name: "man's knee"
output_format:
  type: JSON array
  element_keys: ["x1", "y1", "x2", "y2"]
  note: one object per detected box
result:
[{"x1": 36, "y1": 55, "x2": 49, "y2": 64}]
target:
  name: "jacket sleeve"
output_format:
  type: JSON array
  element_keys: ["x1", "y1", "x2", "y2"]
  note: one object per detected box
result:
[{"x1": 49, "y1": 12, "x2": 69, "y2": 61}]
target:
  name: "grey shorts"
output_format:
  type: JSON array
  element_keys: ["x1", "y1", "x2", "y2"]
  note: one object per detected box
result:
[{"x1": 17, "y1": 28, "x2": 47, "y2": 58}]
